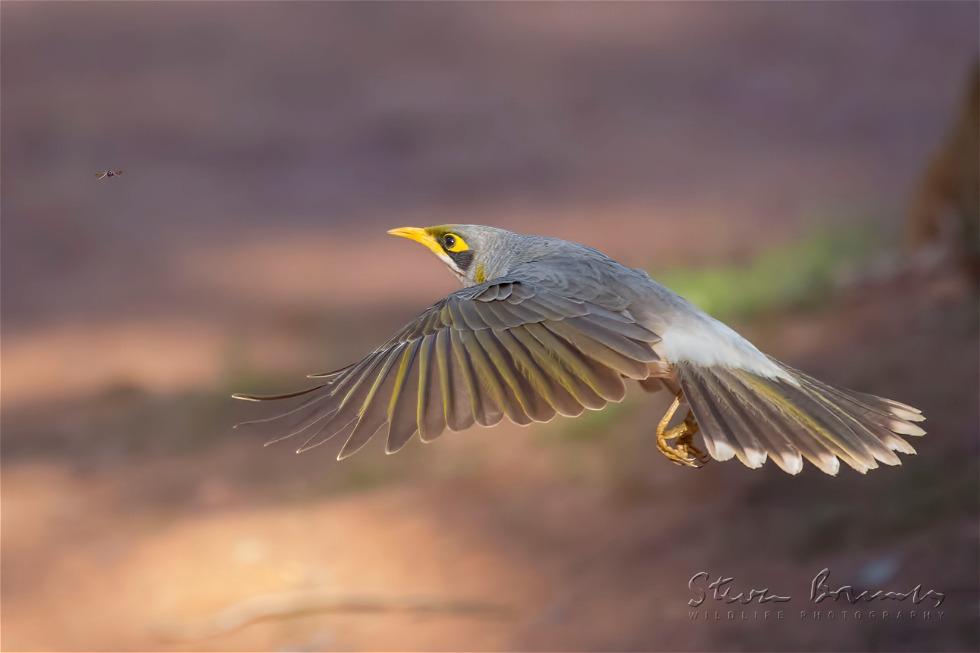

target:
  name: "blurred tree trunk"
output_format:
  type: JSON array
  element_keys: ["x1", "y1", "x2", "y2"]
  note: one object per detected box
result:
[{"x1": 906, "y1": 61, "x2": 980, "y2": 281}]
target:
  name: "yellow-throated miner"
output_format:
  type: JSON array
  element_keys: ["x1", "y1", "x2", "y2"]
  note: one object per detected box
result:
[{"x1": 234, "y1": 225, "x2": 925, "y2": 475}]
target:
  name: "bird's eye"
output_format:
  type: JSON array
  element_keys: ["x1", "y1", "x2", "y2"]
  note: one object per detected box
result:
[{"x1": 441, "y1": 232, "x2": 469, "y2": 253}]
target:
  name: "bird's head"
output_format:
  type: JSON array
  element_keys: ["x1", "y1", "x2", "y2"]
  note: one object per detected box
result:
[{"x1": 387, "y1": 224, "x2": 514, "y2": 286}]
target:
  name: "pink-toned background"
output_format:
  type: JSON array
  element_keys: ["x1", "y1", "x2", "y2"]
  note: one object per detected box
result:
[{"x1": 2, "y1": 2, "x2": 977, "y2": 651}]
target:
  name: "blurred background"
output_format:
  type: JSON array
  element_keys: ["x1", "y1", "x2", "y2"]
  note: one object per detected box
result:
[{"x1": 2, "y1": 2, "x2": 978, "y2": 651}]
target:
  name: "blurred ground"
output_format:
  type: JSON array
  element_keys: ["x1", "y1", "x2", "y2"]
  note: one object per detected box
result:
[{"x1": 2, "y1": 2, "x2": 978, "y2": 652}]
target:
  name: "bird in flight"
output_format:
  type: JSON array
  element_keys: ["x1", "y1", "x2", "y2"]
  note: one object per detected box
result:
[
  {"x1": 234, "y1": 225, "x2": 925, "y2": 475},
  {"x1": 95, "y1": 169, "x2": 123, "y2": 180}
]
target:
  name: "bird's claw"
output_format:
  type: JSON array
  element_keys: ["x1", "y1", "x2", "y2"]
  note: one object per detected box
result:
[
  {"x1": 671, "y1": 431, "x2": 710, "y2": 468},
  {"x1": 656, "y1": 396, "x2": 708, "y2": 469}
]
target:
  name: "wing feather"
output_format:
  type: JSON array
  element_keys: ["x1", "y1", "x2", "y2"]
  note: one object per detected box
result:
[
  {"x1": 546, "y1": 320, "x2": 651, "y2": 379},
  {"x1": 477, "y1": 328, "x2": 555, "y2": 422},
  {"x1": 506, "y1": 327, "x2": 586, "y2": 417},
  {"x1": 385, "y1": 339, "x2": 423, "y2": 453},
  {"x1": 337, "y1": 346, "x2": 405, "y2": 459},
  {"x1": 495, "y1": 328, "x2": 577, "y2": 418},
  {"x1": 435, "y1": 328, "x2": 475, "y2": 432},
  {"x1": 450, "y1": 326, "x2": 503, "y2": 427},
  {"x1": 416, "y1": 335, "x2": 447, "y2": 442},
  {"x1": 332, "y1": 347, "x2": 403, "y2": 460},
  {"x1": 524, "y1": 323, "x2": 612, "y2": 408},
  {"x1": 534, "y1": 323, "x2": 627, "y2": 402},
  {"x1": 461, "y1": 328, "x2": 530, "y2": 425}
]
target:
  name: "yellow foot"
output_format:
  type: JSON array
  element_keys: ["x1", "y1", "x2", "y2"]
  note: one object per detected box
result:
[
  {"x1": 672, "y1": 423, "x2": 710, "y2": 467},
  {"x1": 656, "y1": 395, "x2": 709, "y2": 469}
]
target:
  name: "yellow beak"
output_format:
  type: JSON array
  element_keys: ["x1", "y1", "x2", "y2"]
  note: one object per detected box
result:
[{"x1": 387, "y1": 226, "x2": 444, "y2": 257}]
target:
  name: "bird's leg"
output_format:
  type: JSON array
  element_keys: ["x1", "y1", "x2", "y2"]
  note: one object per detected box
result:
[{"x1": 656, "y1": 393, "x2": 709, "y2": 468}]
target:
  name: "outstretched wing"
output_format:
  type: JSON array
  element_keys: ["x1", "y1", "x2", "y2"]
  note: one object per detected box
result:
[{"x1": 234, "y1": 272, "x2": 662, "y2": 460}]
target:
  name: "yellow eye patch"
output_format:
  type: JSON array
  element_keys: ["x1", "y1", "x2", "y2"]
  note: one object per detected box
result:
[{"x1": 440, "y1": 232, "x2": 469, "y2": 253}]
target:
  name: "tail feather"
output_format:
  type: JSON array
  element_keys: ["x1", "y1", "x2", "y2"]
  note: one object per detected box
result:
[
  {"x1": 709, "y1": 368, "x2": 842, "y2": 475},
  {"x1": 675, "y1": 362, "x2": 924, "y2": 476},
  {"x1": 707, "y1": 371, "x2": 805, "y2": 474},
  {"x1": 676, "y1": 375, "x2": 737, "y2": 462},
  {"x1": 790, "y1": 379, "x2": 905, "y2": 466},
  {"x1": 769, "y1": 377, "x2": 894, "y2": 469},
  {"x1": 790, "y1": 369, "x2": 927, "y2": 435},
  {"x1": 678, "y1": 373, "x2": 766, "y2": 468}
]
